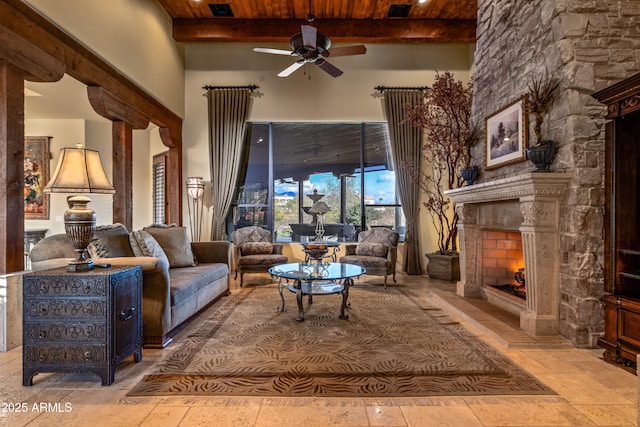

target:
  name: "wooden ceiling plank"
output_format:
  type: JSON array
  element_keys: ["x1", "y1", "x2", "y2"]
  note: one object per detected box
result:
[
  {"x1": 172, "y1": 18, "x2": 476, "y2": 43},
  {"x1": 158, "y1": 0, "x2": 477, "y2": 21},
  {"x1": 228, "y1": 1, "x2": 253, "y2": 19}
]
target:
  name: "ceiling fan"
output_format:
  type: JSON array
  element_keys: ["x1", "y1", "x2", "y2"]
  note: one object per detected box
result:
[{"x1": 253, "y1": 14, "x2": 367, "y2": 78}]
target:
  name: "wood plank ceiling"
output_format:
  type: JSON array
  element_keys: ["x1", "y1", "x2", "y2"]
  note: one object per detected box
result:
[{"x1": 157, "y1": 0, "x2": 477, "y2": 43}]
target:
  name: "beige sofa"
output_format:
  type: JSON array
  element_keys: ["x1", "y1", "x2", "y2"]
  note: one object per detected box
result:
[{"x1": 29, "y1": 224, "x2": 231, "y2": 348}]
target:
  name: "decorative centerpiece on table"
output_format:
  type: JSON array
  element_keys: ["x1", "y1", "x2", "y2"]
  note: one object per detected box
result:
[
  {"x1": 308, "y1": 200, "x2": 331, "y2": 242},
  {"x1": 303, "y1": 198, "x2": 330, "y2": 261},
  {"x1": 303, "y1": 243, "x2": 329, "y2": 261}
]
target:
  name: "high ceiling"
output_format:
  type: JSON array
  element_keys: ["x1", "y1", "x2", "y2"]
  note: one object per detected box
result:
[{"x1": 157, "y1": 0, "x2": 477, "y2": 43}]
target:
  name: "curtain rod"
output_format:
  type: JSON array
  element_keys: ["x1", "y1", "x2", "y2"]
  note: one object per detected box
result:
[
  {"x1": 374, "y1": 85, "x2": 428, "y2": 91},
  {"x1": 203, "y1": 85, "x2": 259, "y2": 90}
]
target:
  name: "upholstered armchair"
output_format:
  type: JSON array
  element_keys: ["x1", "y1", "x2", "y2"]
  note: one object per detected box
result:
[
  {"x1": 231, "y1": 226, "x2": 288, "y2": 287},
  {"x1": 340, "y1": 227, "x2": 400, "y2": 288}
]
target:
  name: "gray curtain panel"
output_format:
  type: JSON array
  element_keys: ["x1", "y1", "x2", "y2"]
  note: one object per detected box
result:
[
  {"x1": 206, "y1": 88, "x2": 254, "y2": 240},
  {"x1": 381, "y1": 89, "x2": 423, "y2": 275}
]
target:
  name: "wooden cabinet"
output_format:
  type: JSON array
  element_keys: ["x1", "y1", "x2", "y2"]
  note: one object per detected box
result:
[
  {"x1": 593, "y1": 73, "x2": 640, "y2": 370},
  {"x1": 23, "y1": 265, "x2": 143, "y2": 386}
]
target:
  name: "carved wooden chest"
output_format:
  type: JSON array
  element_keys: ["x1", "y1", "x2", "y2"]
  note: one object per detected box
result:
[{"x1": 23, "y1": 265, "x2": 142, "y2": 385}]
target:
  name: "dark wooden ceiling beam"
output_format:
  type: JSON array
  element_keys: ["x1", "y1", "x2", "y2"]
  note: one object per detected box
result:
[
  {"x1": 0, "y1": 25, "x2": 64, "y2": 83},
  {"x1": 0, "y1": 0, "x2": 66, "y2": 83},
  {"x1": 87, "y1": 86, "x2": 150, "y2": 130},
  {"x1": 172, "y1": 18, "x2": 477, "y2": 43}
]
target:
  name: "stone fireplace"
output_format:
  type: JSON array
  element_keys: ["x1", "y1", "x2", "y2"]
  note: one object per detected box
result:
[{"x1": 445, "y1": 173, "x2": 571, "y2": 336}]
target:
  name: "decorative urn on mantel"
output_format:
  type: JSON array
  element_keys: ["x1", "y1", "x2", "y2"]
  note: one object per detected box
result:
[
  {"x1": 526, "y1": 140, "x2": 556, "y2": 172},
  {"x1": 461, "y1": 165, "x2": 479, "y2": 186},
  {"x1": 525, "y1": 71, "x2": 560, "y2": 172}
]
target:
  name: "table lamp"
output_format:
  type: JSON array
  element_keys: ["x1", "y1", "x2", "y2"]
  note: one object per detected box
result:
[
  {"x1": 309, "y1": 201, "x2": 331, "y2": 241},
  {"x1": 43, "y1": 144, "x2": 115, "y2": 272}
]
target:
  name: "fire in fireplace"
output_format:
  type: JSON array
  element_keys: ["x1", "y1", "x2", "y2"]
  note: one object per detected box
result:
[
  {"x1": 492, "y1": 268, "x2": 526, "y2": 300},
  {"x1": 482, "y1": 230, "x2": 526, "y2": 300}
]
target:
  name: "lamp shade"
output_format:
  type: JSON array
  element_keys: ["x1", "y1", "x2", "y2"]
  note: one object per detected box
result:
[
  {"x1": 186, "y1": 176, "x2": 205, "y2": 200},
  {"x1": 44, "y1": 146, "x2": 115, "y2": 194},
  {"x1": 309, "y1": 201, "x2": 331, "y2": 215}
]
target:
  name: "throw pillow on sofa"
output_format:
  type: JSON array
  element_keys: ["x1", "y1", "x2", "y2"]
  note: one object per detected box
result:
[
  {"x1": 88, "y1": 223, "x2": 135, "y2": 258},
  {"x1": 129, "y1": 230, "x2": 170, "y2": 267},
  {"x1": 143, "y1": 225, "x2": 196, "y2": 268}
]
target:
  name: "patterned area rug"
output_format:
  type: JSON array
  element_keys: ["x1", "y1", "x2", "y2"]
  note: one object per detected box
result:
[{"x1": 128, "y1": 283, "x2": 554, "y2": 397}]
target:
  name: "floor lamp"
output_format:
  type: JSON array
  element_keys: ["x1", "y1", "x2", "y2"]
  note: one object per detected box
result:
[
  {"x1": 186, "y1": 177, "x2": 205, "y2": 241},
  {"x1": 43, "y1": 145, "x2": 115, "y2": 272}
]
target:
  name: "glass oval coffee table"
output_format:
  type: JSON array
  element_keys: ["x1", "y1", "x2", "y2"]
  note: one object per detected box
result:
[{"x1": 269, "y1": 262, "x2": 366, "y2": 322}]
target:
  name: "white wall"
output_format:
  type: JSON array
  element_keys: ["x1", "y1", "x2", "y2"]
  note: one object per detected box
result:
[
  {"x1": 133, "y1": 129, "x2": 154, "y2": 231},
  {"x1": 183, "y1": 42, "x2": 474, "y2": 258}
]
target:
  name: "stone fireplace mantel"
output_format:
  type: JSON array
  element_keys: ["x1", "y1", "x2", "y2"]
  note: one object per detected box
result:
[{"x1": 445, "y1": 173, "x2": 571, "y2": 336}]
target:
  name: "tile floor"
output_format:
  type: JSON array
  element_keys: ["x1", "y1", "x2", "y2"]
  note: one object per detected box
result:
[{"x1": 0, "y1": 274, "x2": 637, "y2": 427}]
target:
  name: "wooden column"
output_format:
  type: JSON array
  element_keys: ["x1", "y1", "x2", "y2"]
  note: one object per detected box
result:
[
  {"x1": 0, "y1": 61, "x2": 25, "y2": 273},
  {"x1": 112, "y1": 121, "x2": 133, "y2": 229}
]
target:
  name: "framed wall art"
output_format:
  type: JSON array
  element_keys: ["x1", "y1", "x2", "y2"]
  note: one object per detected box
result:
[
  {"x1": 484, "y1": 97, "x2": 528, "y2": 170},
  {"x1": 24, "y1": 136, "x2": 50, "y2": 219}
]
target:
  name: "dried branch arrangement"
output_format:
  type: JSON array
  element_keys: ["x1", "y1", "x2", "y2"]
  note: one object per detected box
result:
[{"x1": 526, "y1": 70, "x2": 561, "y2": 146}]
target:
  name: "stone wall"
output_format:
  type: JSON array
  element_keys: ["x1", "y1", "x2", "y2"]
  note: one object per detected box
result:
[{"x1": 470, "y1": 0, "x2": 640, "y2": 347}]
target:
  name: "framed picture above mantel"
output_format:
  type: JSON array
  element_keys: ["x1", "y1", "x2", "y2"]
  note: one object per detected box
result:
[
  {"x1": 484, "y1": 97, "x2": 528, "y2": 170},
  {"x1": 24, "y1": 136, "x2": 51, "y2": 220}
]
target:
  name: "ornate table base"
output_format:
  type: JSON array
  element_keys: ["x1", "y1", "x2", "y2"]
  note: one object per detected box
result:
[
  {"x1": 278, "y1": 278, "x2": 354, "y2": 321},
  {"x1": 271, "y1": 262, "x2": 365, "y2": 322}
]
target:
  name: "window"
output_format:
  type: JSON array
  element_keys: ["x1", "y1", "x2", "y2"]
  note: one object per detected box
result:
[
  {"x1": 230, "y1": 123, "x2": 404, "y2": 242},
  {"x1": 152, "y1": 152, "x2": 168, "y2": 224}
]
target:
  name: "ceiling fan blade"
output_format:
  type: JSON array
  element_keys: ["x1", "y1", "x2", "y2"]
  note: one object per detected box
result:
[
  {"x1": 327, "y1": 45, "x2": 367, "y2": 57},
  {"x1": 301, "y1": 25, "x2": 317, "y2": 50},
  {"x1": 277, "y1": 61, "x2": 305, "y2": 77},
  {"x1": 316, "y1": 59, "x2": 343, "y2": 78},
  {"x1": 253, "y1": 47, "x2": 293, "y2": 56}
]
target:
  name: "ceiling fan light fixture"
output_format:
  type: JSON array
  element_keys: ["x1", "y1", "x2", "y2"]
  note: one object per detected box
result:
[
  {"x1": 290, "y1": 32, "x2": 331, "y2": 52},
  {"x1": 254, "y1": 16, "x2": 366, "y2": 78}
]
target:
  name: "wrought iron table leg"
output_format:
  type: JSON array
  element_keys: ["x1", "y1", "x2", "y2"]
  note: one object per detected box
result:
[
  {"x1": 340, "y1": 278, "x2": 353, "y2": 319},
  {"x1": 295, "y1": 279, "x2": 304, "y2": 321},
  {"x1": 277, "y1": 277, "x2": 287, "y2": 312}
]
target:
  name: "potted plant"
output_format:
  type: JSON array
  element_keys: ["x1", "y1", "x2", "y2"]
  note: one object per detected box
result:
[
  {"x1": 403, "y1": 71, "x2": 478, "y2": 281},
  {"x1": 525, "y1": 70, "x2": 560, "y2": 171}
]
